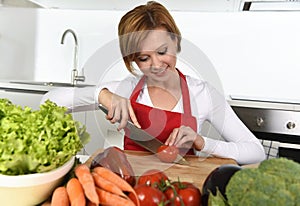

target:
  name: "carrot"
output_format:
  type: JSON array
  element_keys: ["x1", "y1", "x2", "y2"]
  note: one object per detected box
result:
[
  {"x1": 51, "y1": 186, "x2": 70, "y2": 206},
  {"x1": 86, "y1": 200, "x2": 97, "y2": 206},
  {"x1": 93, "y1": 166, "x2": 139, "y2": 206},
  {"x1": 92, "y1": 171, "x2": 126, "y2": 198},
  {"x1": 66, "y1": 178, "x2": 86, "y2": 206},
  {"x1": 41, "y1": 201, "x2": 51, "y2": 206},
  {"x1": 96, "y1": 187, "x2": 136, "y2": 206},
  {"x1": 74, "y1": 164, "x2": 99, "y2": 205},
  {"x1": 93, "y1": 166, "x2": 134, "y2": 193}
]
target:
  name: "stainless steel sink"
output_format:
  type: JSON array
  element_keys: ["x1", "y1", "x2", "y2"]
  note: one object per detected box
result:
[{"x1": 10, "y1": 81, "x2": 95, "y2": 88}]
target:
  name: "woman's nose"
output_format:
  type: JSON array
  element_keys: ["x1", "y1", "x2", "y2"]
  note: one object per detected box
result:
[{"x1": 151, "y1": 54, "x2": 161, "y2": 68}]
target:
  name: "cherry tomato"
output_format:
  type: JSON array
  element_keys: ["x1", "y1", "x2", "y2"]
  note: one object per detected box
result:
[
  {"x1": 156, "y1": 145, "x2": 179, "y2": 163},
  {"x1": 137, "y1": 169, "x2": 169, "y2": 187},
  {"x1": 129, "y1": 184, "x2": 166, "y2": 206},
  {"x1": 164, "y1": 181, "x2": 201, "y2": 206}
]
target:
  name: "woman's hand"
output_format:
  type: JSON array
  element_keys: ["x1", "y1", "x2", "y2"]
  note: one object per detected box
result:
[
  {"x1": 99, "y1": 88, "x2": 141, "y2": 130},
  {"x1": 165, "y1": 126, "x2": 205, "y2": 151}
]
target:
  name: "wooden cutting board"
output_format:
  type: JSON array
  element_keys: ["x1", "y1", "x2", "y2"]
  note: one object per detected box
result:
[
  {"x1": 86, "y1": 149, "x2": 237, "y2": 191},
  {"x1": 124, "y1": 151, "x2": 236, "y2": 191}
]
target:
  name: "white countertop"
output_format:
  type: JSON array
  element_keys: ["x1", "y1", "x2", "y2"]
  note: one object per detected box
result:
[
  {"x1": 0, "y1": 80, "x2": 95, "y2": 93},
  {"x1": 0, "y1": 80, "x2": 55, "y2": 93},
  {"x1": 228, "y1": 98, "x2": 300, "y2": 112}
]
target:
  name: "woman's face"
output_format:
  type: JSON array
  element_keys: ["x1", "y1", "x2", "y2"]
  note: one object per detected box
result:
[{"x1": 134, "y1": 28, "x2": 178, "y2": 82}]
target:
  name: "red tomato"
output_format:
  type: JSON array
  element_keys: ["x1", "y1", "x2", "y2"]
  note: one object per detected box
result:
[
  {"x1": 164, "y1": 181, "x2": 201, "y2": 206},
  {"x1": 129, "y1": 184, "x2": 166, "y2": 206},
  {"x1": 137, "y1": 169, "x2": 169, "y2": 187},
  {"x1": 156, "y1": 145, "x2": 179, "y2": 163}
]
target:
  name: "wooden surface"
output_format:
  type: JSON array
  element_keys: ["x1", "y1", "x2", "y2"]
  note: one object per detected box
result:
[
  {"x1": 86, "y1": 149, "x2": 237, "y2": 191},
  {"x1": 126, "y1": 151, "x2": 236, "y2": 191}
]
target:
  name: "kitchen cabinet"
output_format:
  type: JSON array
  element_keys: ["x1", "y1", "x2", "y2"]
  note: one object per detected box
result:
[
  {"x1": 0, "y1": 81, "x2": 50, "y2": 109},
  {"x1": 79, "y1": 110, "x2": 124, "y2": 155},
  {"x1": 0, "y1": 89, "x2": 45, "y2": 110}
]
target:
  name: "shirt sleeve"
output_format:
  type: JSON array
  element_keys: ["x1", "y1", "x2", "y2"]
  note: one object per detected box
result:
[
  {"x1": 40, "y1": 75, "x2": 140, "y2": 112},
  {"x1": 40, "y1": 86, "x2": 98, "y2": 112},
  {"x1": 187, "y1": 76, "x2": 266, "y2": 165}
]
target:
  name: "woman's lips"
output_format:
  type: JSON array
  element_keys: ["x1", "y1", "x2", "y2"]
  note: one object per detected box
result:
[{"x1": 151, "y1": 67, "x2": 167, "y2": 75}]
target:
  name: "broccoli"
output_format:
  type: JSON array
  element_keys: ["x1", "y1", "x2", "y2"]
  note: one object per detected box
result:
[{"x1": 208, "y1": 158, "x2": 300, "y2": 206}]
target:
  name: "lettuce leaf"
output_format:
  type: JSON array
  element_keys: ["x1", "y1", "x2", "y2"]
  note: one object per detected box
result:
[{"x1": 0, "y1": 98, "x2": 90, "y2": 175}]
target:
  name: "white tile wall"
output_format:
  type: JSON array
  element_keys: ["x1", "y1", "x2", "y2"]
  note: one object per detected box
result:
[{"x1": 1, "y1": 8, "x2": 300, "y2": 102}]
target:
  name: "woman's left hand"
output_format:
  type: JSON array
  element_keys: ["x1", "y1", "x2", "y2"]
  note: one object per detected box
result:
[{"x1": 165, "y1": 126, "x2": 205, "y2": 151}]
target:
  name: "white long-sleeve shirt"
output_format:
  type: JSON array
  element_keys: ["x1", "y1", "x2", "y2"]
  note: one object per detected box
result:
[{"x1": 41, "y1": 74, "x2": 266, "y2": 165}]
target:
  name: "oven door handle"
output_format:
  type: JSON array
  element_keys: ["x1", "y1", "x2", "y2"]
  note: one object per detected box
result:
[{"x1": 279, "y1": 142, "x2": 300, "y2": 150}]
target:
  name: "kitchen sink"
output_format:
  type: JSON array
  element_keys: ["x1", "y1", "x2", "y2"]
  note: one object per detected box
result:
[{"x1": 10, "y1": 81, "x2": 95, "y2": 88}]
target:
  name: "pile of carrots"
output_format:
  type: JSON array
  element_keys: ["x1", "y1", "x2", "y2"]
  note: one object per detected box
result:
[{"x1": 50, "y1": 164, "x2": 139, "y2": 206}]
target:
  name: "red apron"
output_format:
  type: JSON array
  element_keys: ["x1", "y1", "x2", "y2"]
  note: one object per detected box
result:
[{"x1": 124, "y1": 70, "x2": 197, "y2": 155}]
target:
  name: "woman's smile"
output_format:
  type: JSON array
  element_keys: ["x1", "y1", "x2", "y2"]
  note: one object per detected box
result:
[{"x1": 151, "y1": 67, "x2": 167, "y2": 75}]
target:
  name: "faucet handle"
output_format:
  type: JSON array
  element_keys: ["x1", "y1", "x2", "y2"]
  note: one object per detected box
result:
[{"x1": 74, "y1": 75, "x2": 85, "y2": 82}]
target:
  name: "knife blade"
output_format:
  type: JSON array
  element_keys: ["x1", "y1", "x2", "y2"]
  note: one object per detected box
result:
[{"x1": 98, "y1": 104, "x2": 189, "y2": 165}]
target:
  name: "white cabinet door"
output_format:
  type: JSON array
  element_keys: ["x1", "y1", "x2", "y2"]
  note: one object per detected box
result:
[
  {"x1": 0, "y1": 89, "x2": 45, "y2": 110},
  {"x1": 76, "y1": 110, "x2": 124, "y2": 155}
]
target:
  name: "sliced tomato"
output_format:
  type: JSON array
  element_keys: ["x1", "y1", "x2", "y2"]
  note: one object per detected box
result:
[{"x1": 156, "y1": 145, "x2": 179, "y2": 163}]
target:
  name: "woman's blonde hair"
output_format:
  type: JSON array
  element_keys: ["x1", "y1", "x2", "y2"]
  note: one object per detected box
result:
[{"x1": 118, "y1": 1, "x2": 181, "y2": 74}]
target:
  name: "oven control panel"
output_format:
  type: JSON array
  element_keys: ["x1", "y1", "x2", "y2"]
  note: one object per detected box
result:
[{"x1": 232, "y1": 106, "x2": 300, "y2": 136}]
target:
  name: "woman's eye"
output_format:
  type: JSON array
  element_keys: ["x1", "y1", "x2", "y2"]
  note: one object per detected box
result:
[
  {"x1": 138, "y1": 56, "x2": 148, "y2": 62},
  {"x1": 158, "y1": 47, "x2": 167, "y2": 55}
]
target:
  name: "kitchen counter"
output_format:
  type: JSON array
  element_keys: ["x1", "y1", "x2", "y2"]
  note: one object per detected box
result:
[
  {"x1": 228, "y1": 96, "x2": 300, "y2": 112},
  {"x1": 0, "y1": 80, "x2": 95, "y2": 93},
  {"x1": 0, "y1": 80, "x2": 53, "y2": 93}
]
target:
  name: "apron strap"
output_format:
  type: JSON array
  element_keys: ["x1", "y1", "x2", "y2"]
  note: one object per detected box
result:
[
  {"x1": 130, "y1": 69, "x2": 193, "y2": 116},
  {"x1": 178, "y1": 69, "x2": 192, "y2": 115}
]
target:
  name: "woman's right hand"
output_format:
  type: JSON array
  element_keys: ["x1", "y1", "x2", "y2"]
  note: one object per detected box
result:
[{"x1": 99, "y1": 88, "x2": 141, "y2": 130}]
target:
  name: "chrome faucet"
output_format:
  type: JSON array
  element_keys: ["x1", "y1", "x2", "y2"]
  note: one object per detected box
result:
[{"x1": 61, "y1": 29, "x2": 85, "y2": 86}]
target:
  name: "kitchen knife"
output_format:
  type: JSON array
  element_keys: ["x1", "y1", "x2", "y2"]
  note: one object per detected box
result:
[{"x1": 98, "y1": 104, "x2": 189, "y2": 165}]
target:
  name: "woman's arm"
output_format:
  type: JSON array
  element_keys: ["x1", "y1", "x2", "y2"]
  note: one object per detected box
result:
[
  {"x1": 200, "y1": 103, "x2": 266, "y2": 165},
  {"x1": 40, "y1": 76, "x2": 139, "y2": 112},
  {"x1": 40, "y1": 86, "x2": 99, "y2": 112},
  {"x1": 194, "y1": 82, "x2": 266, "y2": 165},
  {"x1": 190, "y1": 79, "x2": 265, "y2": 164}
]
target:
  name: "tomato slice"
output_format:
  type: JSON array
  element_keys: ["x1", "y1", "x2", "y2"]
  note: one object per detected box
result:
[{"x1": 156, "y1": 145, "x2": 179, "y2": 163}]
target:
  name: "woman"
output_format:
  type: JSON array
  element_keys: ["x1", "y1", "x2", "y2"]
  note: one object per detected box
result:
[{"x1": 42, "y1": 1, "x2": 265, "y2": 165}]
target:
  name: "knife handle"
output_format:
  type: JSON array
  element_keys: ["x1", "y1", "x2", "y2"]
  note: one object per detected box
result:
[{"x1": 98, "y1": 104, "x2": 108, "y2": 115}]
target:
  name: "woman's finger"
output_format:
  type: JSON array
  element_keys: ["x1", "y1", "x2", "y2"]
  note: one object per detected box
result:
[
  {"x1": 112, "y1": 107, "x2": 121, "y2": 124},
  {"x1": 128, "y1": 103, "x2": 141, "y2": 128},
  {"x1": 165, "y1": 128, "x2": 179, "y2": 145},
  {"x1": 118, "y1": 103, "x2": 130, "y2": 130},
  {"x1": 106, "y1": 105, "x2": 115, "y2": 121}
]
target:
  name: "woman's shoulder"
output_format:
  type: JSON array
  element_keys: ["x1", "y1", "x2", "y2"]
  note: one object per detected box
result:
[
  {"x1": 185, "y1": 74, "x2": 225, "y2": 104},
  {"x1": 185, "y1": 75, "x2": 209, "y2": 90}
]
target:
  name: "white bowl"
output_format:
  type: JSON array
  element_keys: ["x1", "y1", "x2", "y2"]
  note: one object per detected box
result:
[{"x1": 0, "y1": 156, "x2": 75, "y2": 206}]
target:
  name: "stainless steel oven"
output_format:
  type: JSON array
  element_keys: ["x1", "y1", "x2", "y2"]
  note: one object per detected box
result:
[{"x1": 229, "y1": 98, "x2": 300, "y2": 163}]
